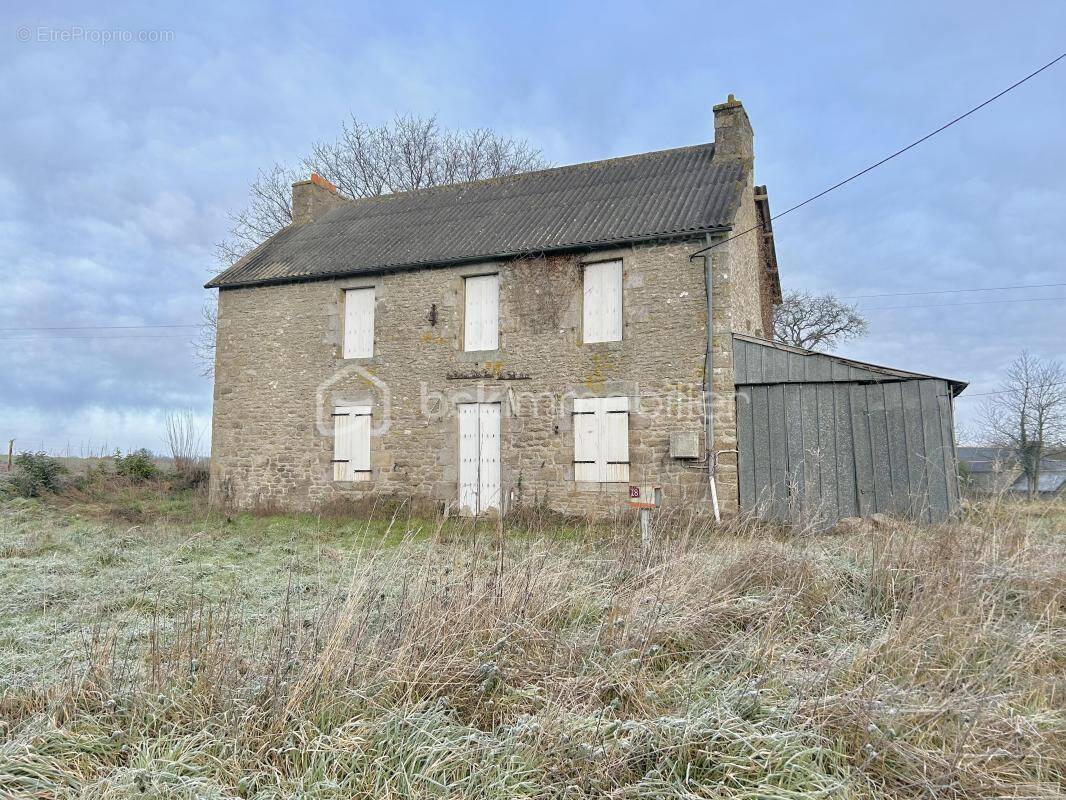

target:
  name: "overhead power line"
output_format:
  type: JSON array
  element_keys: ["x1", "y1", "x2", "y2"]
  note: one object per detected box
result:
[
  {"x1": 862, "y1": 295, "x2": 1066, "y2": 311},
  {"x1": 0, "y1": 323, "x2": 199, "y2": 332},
  {"x1": 842, "y1": 282, "x2": 1066, "y2": 299},
  {"x1": 0, "y1": 334, "x2": 193, "y2": 341},
  {"x1": 955, "y1": 380, "x2": 1066, "y2": 400},
  {"x1": 690, "y1": 51, "x2": 1066, "y2": 260}
]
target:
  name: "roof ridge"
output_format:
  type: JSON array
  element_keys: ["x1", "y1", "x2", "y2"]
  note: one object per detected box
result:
[{"x1": 326, "y1": 141, "x2": 717, "y2": 211}]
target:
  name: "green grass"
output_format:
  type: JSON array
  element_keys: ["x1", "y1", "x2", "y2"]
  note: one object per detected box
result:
[{"x1": 1, "y1": 488, "x2": 1064, "y2": 798}]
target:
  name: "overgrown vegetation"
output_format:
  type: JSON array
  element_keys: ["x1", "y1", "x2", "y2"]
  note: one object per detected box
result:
[
  {"x1": 112, "y1": 448, "x2": 159, "y2": 482},
  {"x1": 6, "y1": 451, "x2": 67, "y2": 498},
  {"x1": 0, "y1": 485, "x2": 1063, "y2": 798}
]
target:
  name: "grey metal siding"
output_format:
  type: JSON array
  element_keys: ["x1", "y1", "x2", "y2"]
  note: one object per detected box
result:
[
  {"x1": 734, "y1": 336, "x2": 893, "y2": 385},
  {"x1": 733, "y1": 338, "x2": 962, "y2": 523}
]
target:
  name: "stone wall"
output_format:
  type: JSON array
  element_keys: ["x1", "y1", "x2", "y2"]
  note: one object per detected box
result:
[{"x1": 209, "y1": 233, "x2": 755, "y2": 517}]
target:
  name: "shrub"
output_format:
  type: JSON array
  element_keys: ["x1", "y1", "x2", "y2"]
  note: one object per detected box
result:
[
  {"x1": 114, "y1": 448, "x2": 158, "y2": 482},
  {"x1": 169, "y1": 462, "x2": 210, "y2": 491},
  {"x1": 9, "y1": 452, "x2": 67, "y2": 497}
]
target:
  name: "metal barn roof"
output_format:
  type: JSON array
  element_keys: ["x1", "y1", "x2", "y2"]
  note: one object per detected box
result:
[
  {"x1": 732, "y1": 334, "x2": 968, "y2": 395},
  {"x1": 207, "y1": 143, "x2": 746, "y2": 289}
]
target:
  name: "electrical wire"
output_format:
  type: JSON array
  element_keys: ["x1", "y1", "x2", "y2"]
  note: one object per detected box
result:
[
  {"x1": 954, "y1": 380, "x2": 1066, "y2": 399},
  {"x1": 0, "y1": 323, "x2": 199, "y2": 332},
  {"x1": 690, "y1": 51, "x2": 1066, "y2": 259},
  {"x1": 841, "y1": 282, "x2": 1066, "y2": 299},
  {"x1": 0, "y1": 334, "x2": 193, "y2": 341},
  {"x1": 861, "y1": 296, "x2": 1066, "y2": 311}
]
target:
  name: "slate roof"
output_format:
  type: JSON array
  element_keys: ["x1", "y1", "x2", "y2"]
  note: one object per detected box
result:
[
  {"x1": 207, "y1": 143, "x2": 745, "y2": 289},
  {"x1": 957, "y1": 448, "x2": 1066, "y2": 491}
]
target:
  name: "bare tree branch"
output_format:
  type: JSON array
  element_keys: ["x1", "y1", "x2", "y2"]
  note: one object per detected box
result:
[
  {"x1": 214, "y1": 164, "x2": 300, "y2": 268},
  {"x1": 979, "y1": 351, "x2": 1066, "y2": 498},
  {"x1": 771, "y1": 291, "x2": 868, "y2": 351},
  {"x1": 203, "y1": 113, "x2": 549, "y2": 370},
  {"x1": 192, "y1": 298, "x2": 217, "y2": 379}
]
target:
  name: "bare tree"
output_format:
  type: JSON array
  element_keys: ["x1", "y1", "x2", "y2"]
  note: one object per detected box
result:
[
  {"x1": 202, "y1": 114, "x2": 548, "y2": 374},
  {"x1": 214, "y1": 164, "x2": 300, "y2": 267},
  {"x1": 307, "y1": 114, "x2": 546, "y2": 199},
  {"x1": 214, "y1": 114, "x2": 546, "y2": 270},
  {"x1": 162, "y1": 409, "x2": 205, "y2": 474},
  {"x1": 771, "y1": 291, "x2": 868, "y2": 351},
  {"x1": 192, "y1": 298, "x2": 217, "y2": 379},
  {"x1": 980, "y1": 351, "x2": 1066, "y2": 499}
]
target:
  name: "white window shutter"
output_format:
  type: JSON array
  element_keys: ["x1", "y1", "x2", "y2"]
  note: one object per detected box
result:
[
  {"x1": 333, "y1": 405, "x2": 371, "y2": 482},
  {"x1": 604, "y1": 397, "x2": 630, "y2": 483},
  {"x1": 464, "y1": 277, "x2": 480, "y2": 350},
  {"x1": 573, "y1": 397, "x2": 629, "y2": 483},
  {"x1": 583, "y1": 265, "x2": 602, "y2": 343},
  {"x1": 583, "y1": 261, "x2": 623, "y2": 343},
  {"x1": 464, "y1": 274, "x2": 499, "y2": 351},
  {"x1": 573, "y1": 398, "x2": 600, "y2": 482},
  {"x1": 343, "y1": 288, "x2": 375, "y2": 358},
  {"x1": 485, "y1": 274, "x2": 499, "y2": 350},
  {"x1": 603, "y1": 261, "x2": 623, "y2": 342}
]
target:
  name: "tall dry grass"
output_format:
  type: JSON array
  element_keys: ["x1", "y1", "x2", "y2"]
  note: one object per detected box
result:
[{"x1": 0, "y1": 501, "x2": 1063, "y2": 798}]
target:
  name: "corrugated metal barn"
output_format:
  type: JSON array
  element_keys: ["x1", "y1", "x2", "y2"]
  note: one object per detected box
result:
[{"x1": 733, "y1": 335, "x2": 967, "y2": 522}]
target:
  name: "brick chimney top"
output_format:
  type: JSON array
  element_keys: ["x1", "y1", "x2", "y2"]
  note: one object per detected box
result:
[
  {"x1": 712, "y1": 94, "x2": 753, "y2": 162},
  {"x1": 309, "y1": 172, "x2": 337, "y2": 193},
  {"x1": 292, "y1": 172, "x2": 345, "y2": 225}
]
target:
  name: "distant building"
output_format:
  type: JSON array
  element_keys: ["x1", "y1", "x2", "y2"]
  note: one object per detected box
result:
[
  {"x1": 958, "y1": 447, "x2": 1066, "y2": 496},
  {"x1": 957, "y1": 447, "x2": 1019, "y2": 492},
  {"x1": 1009, "y1": 461, "x2": 1066, "y2": 497}
]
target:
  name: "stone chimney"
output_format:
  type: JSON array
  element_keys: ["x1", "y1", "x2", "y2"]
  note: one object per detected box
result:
[
  {"x1": 712, "y1": 94, "x2": 753, "y2": 162},
  {"x1": 291, "y1": 173, "x2": 346, "y2": 225}
]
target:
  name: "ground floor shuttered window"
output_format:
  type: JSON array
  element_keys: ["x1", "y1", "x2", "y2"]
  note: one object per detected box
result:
[
  {"x1": 573, "y1": 396, "x2": 629, "y2": 483},
  {"x1": 332, "y1": 405, "x2": 371, "y2": 481}
]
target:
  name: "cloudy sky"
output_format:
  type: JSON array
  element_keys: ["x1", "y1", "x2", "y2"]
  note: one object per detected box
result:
[{"x1": 2, "y1": 1, "x2": 1064, "y2": 454}]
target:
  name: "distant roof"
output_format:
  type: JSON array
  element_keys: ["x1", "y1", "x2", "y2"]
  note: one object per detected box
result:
[
  {"x1": 958, "y1": 447, "x2": 1066, "y2": 478},
  {"x1": 1010, "y1": 469, "x2": 1066, "y2": 494},
  {"x1": 207, "y1": 143, "x2": 746, "y2": 289},
  {"x1": 957, "y1": 446, "x2": 1015, "y2": 474}
]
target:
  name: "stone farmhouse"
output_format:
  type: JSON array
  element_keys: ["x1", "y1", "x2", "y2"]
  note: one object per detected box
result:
[{"x1": 206, "y1": 96, "x2": 965, "y2": 521}]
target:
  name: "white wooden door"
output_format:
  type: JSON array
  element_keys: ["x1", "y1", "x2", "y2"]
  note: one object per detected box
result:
[
  {"x1": 458, "y1": 404, "x2": 481, "y2": 515},
  {"x1": 456, "y1": 402, "x2": 502, "y2": 515},
  {"x1": 478, "y1": 404, "x2": 501, "y2": 512}
]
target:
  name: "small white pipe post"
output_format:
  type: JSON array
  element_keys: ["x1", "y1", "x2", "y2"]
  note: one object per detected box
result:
[
  {"x1": 710, "y1": 475, "x2": 721, "y2": 523},
  {"x1": 640, "y1": 507, "x2": 651, "y2": 550}
]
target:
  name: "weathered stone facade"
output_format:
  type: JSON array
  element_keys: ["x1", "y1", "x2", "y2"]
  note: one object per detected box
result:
[{"x1": 208, "y1": 99, "x2": 774, "y2": 517}]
